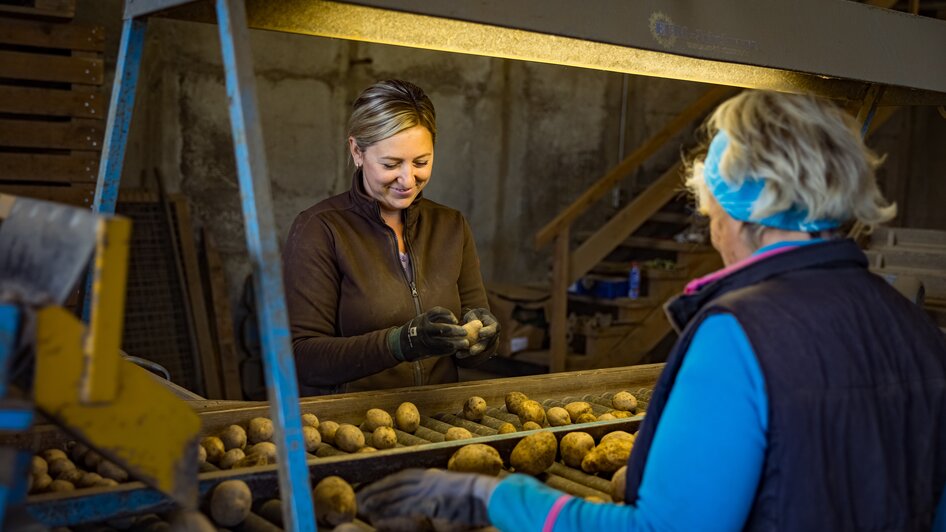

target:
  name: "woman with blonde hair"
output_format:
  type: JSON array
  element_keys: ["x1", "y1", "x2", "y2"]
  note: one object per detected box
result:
[
  {"x1": 283, "y1": 80, "x2": 499, "y2": 395},
  {"x1": 358, "y1": 90, "x2": 946, "y2": 531}
]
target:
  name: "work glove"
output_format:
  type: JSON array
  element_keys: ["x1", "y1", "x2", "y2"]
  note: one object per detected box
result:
[
  {"x1": 387, "y1": 307, "x2": 469, "y2": 362},
  {"x1": 358, "y1": 469, "x2": 500, "y2": 531},
  {"x1": 459, "y1": 308, "x2": 500, "y2": 358}
]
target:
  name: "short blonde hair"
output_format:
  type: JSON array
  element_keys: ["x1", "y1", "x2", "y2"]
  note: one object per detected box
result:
[
  {"x1": 686, "y1": 91, "x2": 896, "y2": 228},
  {"x1": 348, "y1": 80, "x2": 436, "y2": 153}
]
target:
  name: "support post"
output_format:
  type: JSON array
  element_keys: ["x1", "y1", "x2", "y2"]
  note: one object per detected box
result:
[{"x1": 549, "y1": 228, "x2": 570, "y2": 373}]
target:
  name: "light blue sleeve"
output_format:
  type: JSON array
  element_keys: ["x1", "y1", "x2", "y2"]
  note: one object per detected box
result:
[{"x1": 487, "y1": 313, "x2": 769, "y2": 532}]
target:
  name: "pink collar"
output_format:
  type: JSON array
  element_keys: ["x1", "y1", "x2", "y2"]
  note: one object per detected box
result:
[{"x1": 683, "y1": 245, "x2": 802, "y2": 295}]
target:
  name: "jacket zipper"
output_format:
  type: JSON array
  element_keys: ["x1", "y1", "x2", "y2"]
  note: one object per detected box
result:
[{"x1": 381, "y1": 209, "x2": 424, "y2": 386}]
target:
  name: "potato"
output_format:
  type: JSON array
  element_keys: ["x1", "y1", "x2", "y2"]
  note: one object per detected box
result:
[
  {"x1": 219, "y1": 425, "x2": 247, "y2": 451},
  {"x1": 168, "y1": 510, "x2": 215, "y2": 532},
  {"x1": 302, "y1": 413, "x2": 320, "y2": 429},
  {"x1": 77, "y1": 472, "x2": 103, "y2": 488},
  {"x1": 48, "y1": 480, "x2": 75, "y2": 492},
  {"x1": 232, "y1": 453, "x2": 269, "y2": 469},
  {"x1": 197, "y1": 444, "x2": 207, "y2": 464},
  {"x1": 395, "y1": 402, "x2": 420, "y2": 433},
  {"x1": 97, "y1": 460, "x2": 128, "y2": 482},
  {"x1": 318, "y1": 421, "x2": 340, "y2": 446},
  {"x1": 565, "y1": 402, "x2": 594, "y2": 421},
  {"x1": 522, "y1": 421, "x2": 542, "y2": 431},
  {"x1": 504, "y1": 392, "x2": 529, "y2": 416},
  {"x1": 463, "y1": 396, "x2": 488, "y2": 421},
  {"x1": 448, "y1": 444, "x2": 503, "y2": 476},
  {"x1": 30, "y1": 456, "x2": 47, "y2": 477},
  {"x1": 201, "y1": 437, "x2": 226, "y2": 464},
  {"x1": 601, "y1": 431, "x2": 635, "y2": 444},
  {"x1": 597, "y1": 413, "x2": 616, "y2": 421},
  {"x1": 560, "y1": 431, "x2": 596, "y2": 469},
  {"x1": 335, "y1": 424, "x2": 365, "y2": 452},
  {"x1": 575, "y1": 413, "x2": 597, "y2": 424},
  {"x1": 312, "y1": 476, "x2": 356, "y2": 527},
  {"x1": 219, "y1": 449, "x2": 245, "y2": 470},
  {"x1": 303, "y1": 425, "x2": 322, "y2": 452},
  {"x1": 247, "y1": 417, "x2": 274, "y2": 444},
  {"x1": 510, "y1": 431, "x2": 557, "y2": 475},
  {"x1": 445, "y1": 427, "x2": 473, "y2": 441},
  {"x1": 68, "y1": 442, "x2": 89, "y2": 463},
  {"x1": 210, "y1": 480, "x2": 252, "y2": 527},
  {"x1": 47, "y1": 458, "x2": 75, "y2": 478},
  {"x1": 546, "y1": 407, "x2": 571, "y2": 426},
  {"x1": 258, "y1": 499, "x2": 284, "y2": 527},
  {"x1": 581, "y1": 438, "x2": 634, "y2": 474},
  {"x1": 585, "y1": 496, "x2": 608, "y2": 503},
  {"x1": 371, "y1": 426, "x2": 397, "y2": 450},
  {"x1": 497, "y1": 423, "x2": 517, "y2": 434},
  {"x1": 356, "y1": 446, "x2": 377, "y2": 453},
  {"x1": 247, "y1": 442, "x2": 278, "y2": 463},
  {"x1": 462, "y1": 319, "x2": 483, "y2": 344},
  {"x1": 57, "y1": 468, "x2": 84, "y2": 484},
  {"x1": 83, "y1": 451, "x2": 103, "y2": 470},
  {"x1": 31, "y1": 473, "x2": 52, "y2": 493},
  {"x1": 94, "y1": 478, "x2": 119, "y2": 488},
  {"x1": 40, "y1": 449, "x2": 67, "y2": 463},
  {"x1": 363, "y1": 409, "x2": 394, "y2": 432},
  {"x1": 611, "y1": 465, "x2": 628, "y2": 503},
  {"x1": 517, "y1": 400, "x2": 546, "y2": 425},
  {"x1": 611, "y1": 391, "x2": 638, "y2": 413},
  {"x1": 611, "y1": 410, "x2": 633, "y2": 419}
]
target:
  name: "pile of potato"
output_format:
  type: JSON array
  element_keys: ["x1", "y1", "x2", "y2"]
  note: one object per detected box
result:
[{"x1": 28, "y1": 443, "x2": 128, "y2": 495}]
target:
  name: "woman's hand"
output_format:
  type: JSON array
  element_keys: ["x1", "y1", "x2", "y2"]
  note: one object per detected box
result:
[
  {"x1": 460, "y1": 308, "x2": 501, "y2": 357},
  {"x1": 388, "y1": 307, "x2": 469, "y2": 362}
]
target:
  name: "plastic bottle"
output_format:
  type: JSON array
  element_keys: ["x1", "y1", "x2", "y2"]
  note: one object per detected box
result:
[{"x1": 628, "y1": 262, "x2": 641, "y2": 299}]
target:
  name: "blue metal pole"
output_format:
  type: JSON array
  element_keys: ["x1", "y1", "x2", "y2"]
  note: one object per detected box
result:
[
  {"x1": 0, "y1": 305, "x2": 19, "y2": 398},
  {"x1": 214, "y1": 1, "x2": 315, "y2": 530}
]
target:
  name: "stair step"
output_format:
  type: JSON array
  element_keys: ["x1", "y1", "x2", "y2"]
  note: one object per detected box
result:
[
  {"x1": 871, "y1": 227, "x2": 946, "y2": 249},
  {"x1": 619, "y1": 236, "x2": 714, "y2": 253}
]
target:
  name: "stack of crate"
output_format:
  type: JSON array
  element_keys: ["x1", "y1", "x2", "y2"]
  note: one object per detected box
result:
[{"x1": 0, "y1": 0, "x2": 103, "y2": 207}]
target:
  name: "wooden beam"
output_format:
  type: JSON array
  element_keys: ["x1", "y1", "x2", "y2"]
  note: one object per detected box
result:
[
  {"x1": 549, "y1": 229, "x2": 570, "y2": 373},
  {"x1": 533, "y1": 86, "x2": 735, "y2": 249},
  {"x1": 0, "y1": 50, "x2": 102, "y2": 85},
  {"x1": 569, "y1": 162, "x2": 683, "y2": 285},
  {"x1": 0, "y1": 19, "x2": 103, "y2": 51},
  {"x1": 0, "y1": 0, "x2": 75, "y2": 19},
  {"x1": 0, "y1": 183, "x2": 93, "y2": 207},
  {"x1": 0, "y1": 86, "x2": 104, "y2": 118},
  {"x1": 202, "y1": 228, "x2": 244, "y2": 400},
  {"x1": 0, "y1": 118, "x2": 102, "y2": 150},
  {"x1": 0, "y1": 152, "x2": 98, "y2": 183}
]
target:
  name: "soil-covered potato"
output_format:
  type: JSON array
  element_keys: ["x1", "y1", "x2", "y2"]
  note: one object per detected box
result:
[
  {"x1": 30, "y1": 456, "x2": 48, "y2": 477},
  {"x1": 197, "y1": 443, "x2": 207, "y2": 464},
  {"x1": 575, "y1": 413, "x2": 598, "y2": 424},
  {"x1": 517, "y1": 400, "x2": 547, "y2": 425},
  {"x1": 219, "y1": 449, "x2": 245, "y2": 470},
  {"x1": 303, "y1": 425, "x2": 322, "y2": 452},
  {"x1": 560, "y1": 431, "x2": 596, "y2": 469},
  {"x1": 510, "y1": 431, "x2": 558, "y2": 475},
  {"x1": 611, "y1": 465, "x2": 627, "y2": 503},
  {"x1": 522, "y1": 421, "x2": 542, "y2": 431},
  {"x1": 463, "y1": 396, "x2": 488, "y2": 422},
  {"x1": 565, "y1": 402, "x2": 594, "y2": 421},
  {"x1": 97, "y1": 460, "x2": 128, "y2": 482},
  {"x1": 462, "y1": 319, "x2": 483, "y2": 345},
  {"x1": 600, "y1": 431, "x2": 635, "y2": 444},
  {"x1": 597, "y1": 413, "x2": 616, "y2": 421},
  {"x1": 31, "y1": 473, "x2": 52, "y2": 493},
  {"x1": 57, "y1": 468, "x2": 84, "y2": 484},
  {"x1": 581, "y1": 438, "x2": 634, "y2": 474},
  {"x1": 611, "y1": 410, "x2": 633, "y2": 419},
  {"x1": 318, "y1": 421, "x2": 340, "y2": 446},
  {"x1": 448, "y1": 443, "x2": 503, "y2": 476},
  {"x1": 312, "y1": 476, "x2": 357, "y2": 527},
  {"x1": 77, "y1": 472, "x2": 103, "y2": 488},
  {"x1": 247, "y1": 417, "x2": 274, "y2": 444},
  {"x1": 94, "y1": 478, "x2": 119, "y2": 488},
  {"x1": 168, "y1": 509, "x2": 216, "y2": 532},
  {"x1": 363, "y1": 409, "x2": 394, "y2": 432},
  {"x1": 445, "y1": 427, "x2": 474, "y2": 441},
  {"x1": 302, "y1": 413, "x2": 320, "y2": 429},
  {"x1": 83, "y1": 451, "x2": 103, "y2": 470},
  {"x1": 258, "y1": 499, "x2": 284, "y2": 527},
  {"x1": 47, "y1": 458, "x2": 75, "y2": 478},
  {"x1": 371, "y1": 426, "x2": 397, "y2": 450},
  {"x1": 504, "y1": 392, "x2": 529, "y2": 416},
  {"x1": 48, "y1": 479, "x2": 75, "y2": 492},
  {"x1": 247, "y1": 442, "x2": 278, "y2": 463},
  {"x1": 356, "y1": 446, "x2": 377, "y2": 453},
  {"x1": 497, "y1": 423, "x2": 517, "y2": 434},
  {"x1": 335, "y1": 424, "x2": 365, "y2": 452},
  {"x1": 395, "y1": 402, "x2": 420, "y2": 433},
  {"x1": 546, "y1": 407, "x2": 571, "y2": 426},
  {"x1": 40, "y1": 449, "x2": 67, "y2": 463},
  {"x1": 201, "y1": 437, "x2": 226, "y2": 464},
  {"x1": 68, "y1": 442, "x2": 89, "y2": 463},
  {"x1": 611, "y1": 391, "x2": 638, "y2": 413},
  {"x1": 219, "y1": 425, "x2": 248, "y2": 451},
  {"x1": 210, "y1": 480, "x2": 252, "y2": 527},
  {"x1": 232, "y1": 453, "x2": 269, "y2": 469}
]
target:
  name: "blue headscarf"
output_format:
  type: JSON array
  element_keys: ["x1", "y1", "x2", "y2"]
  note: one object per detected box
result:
[{"x1": 703, "y1": 130, "x2": 839, "y2": 232}]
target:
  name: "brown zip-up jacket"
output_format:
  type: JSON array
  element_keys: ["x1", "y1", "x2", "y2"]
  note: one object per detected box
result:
[{"x1": 283, "y1": 170, "x2": 493, "y2": 396}]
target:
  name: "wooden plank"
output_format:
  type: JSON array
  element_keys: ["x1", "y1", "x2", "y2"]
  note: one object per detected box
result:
[
  {"x1": 0, "y1": 18, "x2": 103, "y2": 51},
  {"x1": 171, "y1": 195, "x2": 223, "y2": 399},
  {"x1": 534, "y1": 86, "x2": 736, "y2": 249},
  {"x1": 0, "y1": 50, "x2": 102, "y2": 84},
  {"x1": 0, "y1": 0, "x2": 75, "y2": 19},
  {"x1": 549, "y1": 228, "x2": 570, "y2": 373},
  {"x1": 0, "y1": 183, "x2": 92, "y2": 207},
  {"x1": 569, "y1": 162, "x2": 683, "y2": 285},
  {"x1": 202, "y1": 227, "x2": 243, "y2": 400},
  {"x1": 0, "y1": 118, "x2": 102, "y2": 150},
  {"x1": 0, "y1": 85, "x2": 103, "y2": 118},
  {"x1": 0, "y1": 151, "x2": 97, "y2": 183}
]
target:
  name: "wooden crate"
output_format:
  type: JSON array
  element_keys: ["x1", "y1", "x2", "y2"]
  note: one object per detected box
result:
[{"x1": 0, "y1": 14, "x2": 104, "y2": 207}]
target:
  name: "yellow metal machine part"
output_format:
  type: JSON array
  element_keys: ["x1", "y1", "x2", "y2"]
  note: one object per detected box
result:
[{"x1": 32, "y1": 216, "x2": 200, "y2": 507}]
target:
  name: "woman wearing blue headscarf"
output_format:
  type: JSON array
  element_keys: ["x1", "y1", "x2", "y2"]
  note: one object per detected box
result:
[{"x1": 357, "y1": 91, "x2": 946, "y2": 532}]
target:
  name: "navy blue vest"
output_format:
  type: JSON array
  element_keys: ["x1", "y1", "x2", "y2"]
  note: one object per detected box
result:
[{"x1": 626, "y1": 239, "x2": 946, "y2": 531}]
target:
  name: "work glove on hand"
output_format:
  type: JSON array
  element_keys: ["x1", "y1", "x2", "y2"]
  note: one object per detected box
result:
[
  {"x1": 358, "y1": 469, "x2": 500, "y2": 531},
  {"x1": 459, "y1": 308, "x2": 501, "y2": 358},
  {"x1": 388, "y1": 307, "x2": 469, "y2": 362}
]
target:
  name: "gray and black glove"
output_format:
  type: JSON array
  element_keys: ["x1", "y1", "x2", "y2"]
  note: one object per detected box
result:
[
  {"x1": 387, "y1": 307, "x2": 469, "y2": 362},
  {"x1": 460, "y1": 308, "x2": 500, "y2": 358},
  {"x1": 358, "y1": 468, "x2": 499, "y2": 531}
]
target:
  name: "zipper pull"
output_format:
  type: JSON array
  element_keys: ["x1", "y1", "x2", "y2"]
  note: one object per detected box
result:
[{"x1": 410, "y1": 281, "x2": 418, "y2": 298}]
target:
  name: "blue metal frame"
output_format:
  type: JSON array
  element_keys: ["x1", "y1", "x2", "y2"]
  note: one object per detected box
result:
[
  {"x1": 0, "y1": 305, "x2": 19, "y2": 397},
  {"x1": 0, "y1": 306, "x2": 32, "y2": 528},
  {"x1": 214, "y1": 1, "x2": 315, "y2": 530}
]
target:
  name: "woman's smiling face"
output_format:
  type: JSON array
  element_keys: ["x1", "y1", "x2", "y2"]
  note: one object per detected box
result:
[{"x1": 350, "y1": 125, "x2": 434, "y2": 216}]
